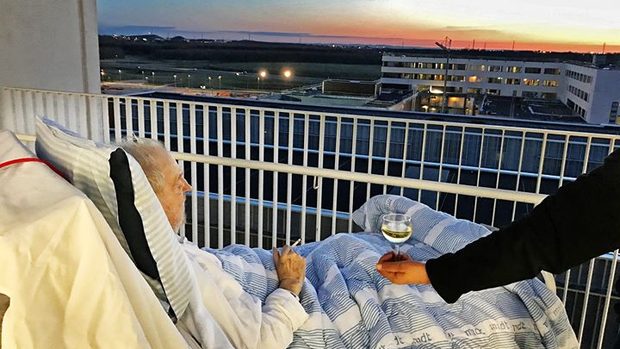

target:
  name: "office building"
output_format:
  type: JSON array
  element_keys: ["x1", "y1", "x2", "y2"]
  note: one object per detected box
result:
[{"x1": 381, "y1": 53, "x2": 620, "y2": 124}]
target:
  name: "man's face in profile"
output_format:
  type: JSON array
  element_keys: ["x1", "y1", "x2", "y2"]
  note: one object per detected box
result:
[{"x1": 152, "y1": 147, "x2": 192, "y2": 233}]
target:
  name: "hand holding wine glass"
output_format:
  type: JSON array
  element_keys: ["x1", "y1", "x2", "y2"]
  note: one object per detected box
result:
[{"x1": 381, "y1": 213, "x2": 412, "y2": 259}]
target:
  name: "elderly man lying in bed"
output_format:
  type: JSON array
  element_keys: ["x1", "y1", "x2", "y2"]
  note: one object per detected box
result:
[
  {"x1": 120, "y1": 138, "x2": 308, "y2": 349},
  {"x1": 121, "y1": 138, "x2": 578, "y2": 349}
]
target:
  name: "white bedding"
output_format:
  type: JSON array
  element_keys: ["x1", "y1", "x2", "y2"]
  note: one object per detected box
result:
[{"x1": 0, "y1": 131, "x2": 187, "y2": 349}]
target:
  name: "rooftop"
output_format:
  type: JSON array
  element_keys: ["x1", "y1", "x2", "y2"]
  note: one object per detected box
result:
[
  {"x1": 383, "y1": 49, "x2": 620, "y2": 68},
  {"x1": 479, "y1": 95, "x2": 584, "y2": 123}
]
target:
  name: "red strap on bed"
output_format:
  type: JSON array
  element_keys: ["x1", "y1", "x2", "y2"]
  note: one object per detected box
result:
[{"x1": 0, "y1": 157, "x2": 67, "y2": 180}]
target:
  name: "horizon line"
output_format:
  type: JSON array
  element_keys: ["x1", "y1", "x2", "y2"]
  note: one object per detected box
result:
[{"x1": 98, "y1": 26, "x2": 620, "y2": 54}]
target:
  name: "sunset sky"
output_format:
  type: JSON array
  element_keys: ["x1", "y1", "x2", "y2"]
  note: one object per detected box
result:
[{"x1": 98, "y1": 0, "x2": 620, "y2": 52}]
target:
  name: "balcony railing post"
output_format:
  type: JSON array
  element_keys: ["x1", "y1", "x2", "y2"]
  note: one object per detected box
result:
[
  {"x1": 347, "y1": 118, "x2": 358, "y2": 233},
  {"x1": 316, "y1": 114, "x2": 325, "y2": 242},
  {"x1": 300, "y1": 114, "x2": 310, "y2": 244},
  {"x1": 189, "y1": 103, "x2": 198, "y2": 244},
  {"x1": 365, "y1": 119, "x2": 375, "y2": 202},
  {"x1": 286, "y1": 113, "x2": 294, "y2": 245},
  {"x1": 382, "y1": 120, "x2": 392, "y2": 195},
  {"x1": 217, "y1": 105, "x2": 224, "y2": 249},
  {"x1": 244, "y1": 107, "x2": 251, "y2": 247},
  {"x1": 272, "y1": 111, "x2": 279, "y2": 247},
  {"x1": 331, "y1": 117, "x2": 342, "y2": 236},
  {"x1": 257, "y1": 109, "x2": 265, "y2": 248},
  {"x1": 230, "y1": 107, "x2": 238, "y2": 245},
  {"x1": 399, "y1": 122, "x2": 411, "y2": 197}
]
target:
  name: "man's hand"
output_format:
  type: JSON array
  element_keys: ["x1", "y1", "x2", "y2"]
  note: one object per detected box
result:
[
  {"x1": 273, "y1": 245, "x2": 306, "y2": 296},
  {"x1": 376, "y1": 251, "x2": 431, "y2": 285}
]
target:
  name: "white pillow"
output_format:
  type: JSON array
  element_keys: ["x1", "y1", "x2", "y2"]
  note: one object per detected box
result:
[{"x1": 35, "y1": 117, "x2": 192, "y2": 321}]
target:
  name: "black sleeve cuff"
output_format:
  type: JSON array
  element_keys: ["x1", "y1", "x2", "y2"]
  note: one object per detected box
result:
[{"x1": 425, "y1": 256, "x2": 464, "y2": 304}]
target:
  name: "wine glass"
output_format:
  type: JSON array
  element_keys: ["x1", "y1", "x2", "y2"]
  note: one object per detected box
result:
[{"x1": 381, "y1": 213, "x2": 413, "y2": 259}]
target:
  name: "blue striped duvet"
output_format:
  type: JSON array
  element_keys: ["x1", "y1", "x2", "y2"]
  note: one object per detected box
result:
[{"x1": 205, "y1": 195, "x2": 578, "y2": 348}]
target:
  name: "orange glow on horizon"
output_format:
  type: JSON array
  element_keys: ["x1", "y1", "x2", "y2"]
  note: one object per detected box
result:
[
  {"x1": 296, "y1": 19, "x2": 620, "y2": 53},
  {"x1": 304, "y1": 29, "x2": 620, "y2": 53}
]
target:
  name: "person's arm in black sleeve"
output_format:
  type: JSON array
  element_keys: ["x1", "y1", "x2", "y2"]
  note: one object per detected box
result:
[{"x1": 426, "y1": 149, "x2": 620, "y2": 304}]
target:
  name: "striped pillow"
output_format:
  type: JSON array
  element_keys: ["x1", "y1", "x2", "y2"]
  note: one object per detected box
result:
[{"x1": 35, "y1": 117, "x2": 192, "y2": 321}]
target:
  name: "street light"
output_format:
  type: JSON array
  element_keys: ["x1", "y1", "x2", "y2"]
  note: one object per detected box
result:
[
  {"x1": 435, "y1": 37, "x2": 451, "y2": 113},
  {"x1": 173, "y1": 74, "x2": 177, "y2": 87},
  {"x1": 118, "y1": 69, "x2": 122, "y2": 81},
  {"x1": 100, "y1": 70, "x2": 105, "y2": 81},
  {"x1": 187, "y1": 74, "x2": 191, "y2": 88},
  {"x1": 282, "y1": 69, "x2": 293, "y2": 90},
  {"x1": 151, "y1": 71, "x2": 156, "y2": 85},
  {"x1": 217, "y1": 75, "x2": 222, "y2": 89},
  {"x1": 208, "y1": 76, "x2": 212, "y2": 88}
]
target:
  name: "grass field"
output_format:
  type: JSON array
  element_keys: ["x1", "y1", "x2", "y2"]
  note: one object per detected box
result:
[{"x1": 100, "y1": 57, "x2": 381, "y2": 91}]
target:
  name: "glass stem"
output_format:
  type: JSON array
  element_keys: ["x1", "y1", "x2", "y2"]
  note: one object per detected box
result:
[{"x1": 394, "y1": 244, "x2": 400, "y2": 258}]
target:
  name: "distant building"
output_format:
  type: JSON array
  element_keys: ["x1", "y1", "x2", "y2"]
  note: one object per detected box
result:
[
  {"x1": 381, "y1": 53, "x2": 620, "y2": 124},
  {"x1": 321, "y1": 79, "x2": 379, "y2": 98}
]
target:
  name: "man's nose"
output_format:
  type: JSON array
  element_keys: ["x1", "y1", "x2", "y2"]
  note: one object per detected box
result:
[{"x1": 182, "y1": 178, "x2": 192, "y2": 193}]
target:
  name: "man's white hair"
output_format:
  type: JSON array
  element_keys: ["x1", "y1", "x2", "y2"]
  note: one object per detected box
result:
[{"x1": 119, "y1": 137, "x2": 168, "y2": 193}]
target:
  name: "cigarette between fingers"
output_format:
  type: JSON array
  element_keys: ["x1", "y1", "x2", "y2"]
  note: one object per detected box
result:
[{"x1": 291, "y1": 239, "x2": 302, "y2": 247}]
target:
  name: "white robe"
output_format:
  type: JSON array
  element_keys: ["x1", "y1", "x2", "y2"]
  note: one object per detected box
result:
[{"x1": 178, "y1": 241, "x2": 309, "y2": 349}]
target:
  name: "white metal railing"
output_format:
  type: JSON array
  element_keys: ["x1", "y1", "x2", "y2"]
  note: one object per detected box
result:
[{"x1": 4, "y1": 86, "x2": 620, "y2": 348}]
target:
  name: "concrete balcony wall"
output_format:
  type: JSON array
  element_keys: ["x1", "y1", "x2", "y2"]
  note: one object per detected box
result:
[{"x1": 0, "y1": 0, "x2": 100, "y2": 94}]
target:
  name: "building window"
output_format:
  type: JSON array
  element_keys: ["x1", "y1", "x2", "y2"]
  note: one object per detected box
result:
[
  {"x1": 506, "y1": 78, "x2": 520, "y2": 85},
  {"x1": 488, "y1": 65, "x2": 503, "y2": 72},
  {"x1": 488, "y1": 77, "x2": 503, "y2": 84},
  {"x1": 467, "y1": 75, "x2": 480, "y2": 83},
  {"x1": 467, "y1": 64, "x2": 485, "y2": 71},
  {"x1": 523, "y1": 78, "x2": 540, "y2": 86},
  {"x1": 565, "y1": 69, "x2": 593, "y2": 84},
  {"x1": 568, "y1": 84, "x2": 589, "y2": 102},
  {"x1": 382, "y1": 73, "x2": 401, "y2": 79},
  {"x1": 522, "y1": 91, "x2": 538, "y2": 98},
  {"x1": 542, "y1": 80, "x2": 558, "y2": 87},
  {"x1": 524, "y1": 67, "x2": 542, "y2": 74},
  {"x1": 610, "y1": 102, "x2": 619, "y2": 123},
  {"x1": 543, "y1": 68, "x2": 561, "y2": 75},
  {"x1": 506, "y1": 66, "x2": 522, "y2": 73}
]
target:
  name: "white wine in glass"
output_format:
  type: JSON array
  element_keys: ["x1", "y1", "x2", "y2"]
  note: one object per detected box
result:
[{"x1": 381, "y1": 213, "x2": 413, "y2": 257}]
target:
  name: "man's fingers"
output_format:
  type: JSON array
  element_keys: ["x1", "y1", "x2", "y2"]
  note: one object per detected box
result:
[
  {"x1": 378, "y1": 251, "x2": 396, "y2": 264},
  {"x1": 377, "y1": 261, "x2": 409, "y2": 272},
  {"x1": 272, "y1": 247, "x2": 280, "y2": 263},
  {"x1": 377, "y1": 269, "x2": 406, "y2": 283},
  {"x1": 282, "y1": 245, "x2": 291, "y2": 255}
]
